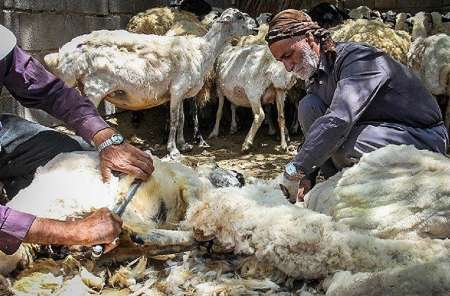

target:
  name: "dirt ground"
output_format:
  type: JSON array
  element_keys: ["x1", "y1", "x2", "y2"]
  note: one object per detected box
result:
[{"x1": 106, "y1": 107, "x2": 303, "y2": 180}]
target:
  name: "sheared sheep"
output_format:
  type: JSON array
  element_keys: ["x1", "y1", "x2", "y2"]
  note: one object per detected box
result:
[
  {"x1": 209, "y1": 44, "x2": 297, "y2": 151},
  {"x1": 44, "y1": 9, "x2": 257, "y2": 158},
  {"x1": 126, "y1": 5, "x2": 211, "y2": 147},
  {"x1": 3, "y1": 145, "x2": 450, "y2": 294},
  {"x1": 330, "y1": 19, "x2": 411, "y2": 64},
  {"x1": 0, "y1": 151, "x2": 210, "y2": 275}
]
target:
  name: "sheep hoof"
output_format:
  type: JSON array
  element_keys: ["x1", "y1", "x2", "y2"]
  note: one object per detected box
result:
[
  {"x1": 198, "y1": 140, "x2": 210, "y2": 148},
  {"x1": 241, "y1": 144, "x2": 252, "y2": 153},
  {"x1": 169, "y1": 149, "x2": 181, "y2": 160},
  {"x1": 180, "y1": 143, "x2": 193, "y2": 152}
]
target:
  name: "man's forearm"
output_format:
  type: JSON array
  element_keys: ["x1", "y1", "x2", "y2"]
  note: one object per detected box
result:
[{"x1": 24, "y1": 218, "x2": 83, "y2": 246}]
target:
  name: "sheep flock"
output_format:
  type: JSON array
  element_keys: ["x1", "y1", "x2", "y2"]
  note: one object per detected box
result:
[{"x1": 1, "y1": 1, "x2": 450, "y2": 295}]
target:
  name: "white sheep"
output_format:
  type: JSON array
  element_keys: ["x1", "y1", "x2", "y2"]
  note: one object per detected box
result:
[
  {"x1": 331, "y1": 19, "x2": 411, "y2": 64},
  {"x1": 44, "y1": 9, "x2": 256, "y2": 158},
  {"x1": 407, "y1": 34, "x2": 450, "y2": 129},
  {"x1": 209, "y1": 44, "x2": 297, "y2": 151},
  {"x1": 0, "y1": 151, "x2": 210, "y2": 275}
]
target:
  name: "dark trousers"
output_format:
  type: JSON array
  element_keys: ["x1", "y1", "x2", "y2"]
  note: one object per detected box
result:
[
  {"x1": 298, "y1": 94, "x2": 449, "y2": 178},
  {"x1": 0, "y1": 114, "x2": 87, "y2": 199}
]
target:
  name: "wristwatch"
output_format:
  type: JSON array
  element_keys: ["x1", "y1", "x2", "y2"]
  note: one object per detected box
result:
[
  {"x1": 97, "y1": 133, "x2": 125, "y2": 153},
  {"x1": 284, "y1": 162, "x2": 304, "y2": 180}
]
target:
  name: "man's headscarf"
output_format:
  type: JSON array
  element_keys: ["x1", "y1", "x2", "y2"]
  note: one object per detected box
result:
[{"x1": 267, "y1": 9, "x2": 336, "y2": 62}]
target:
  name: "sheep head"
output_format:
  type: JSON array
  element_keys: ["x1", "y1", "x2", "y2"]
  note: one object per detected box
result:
[{"x1": 216, "y1": 8, "x2": 258, "y2": 38}]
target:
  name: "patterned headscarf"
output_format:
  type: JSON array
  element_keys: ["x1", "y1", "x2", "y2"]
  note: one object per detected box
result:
[{"x1": 267, "y1": 9, "x2": 336, "y2": 62}]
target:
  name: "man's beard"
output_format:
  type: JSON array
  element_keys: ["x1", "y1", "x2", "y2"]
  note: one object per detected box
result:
[{"x1": 293, "y1": 47, "x2": 319, "y2": 81}]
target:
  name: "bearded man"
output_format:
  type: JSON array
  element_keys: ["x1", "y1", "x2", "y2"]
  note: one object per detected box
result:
[{"x1": 268, "y1": 10, "x2": 448, "y2": 201}]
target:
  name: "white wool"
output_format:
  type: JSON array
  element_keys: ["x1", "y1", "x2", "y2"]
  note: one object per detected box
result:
[
  {"x1": 45, "y1": 9, "x2": 256, "y2": 157},
  {"x1": 331, "y1": 19, "x2": 411, "y2": 64},
  {"x1": 325, "y1": 260, "x2": 450, "y2": 296},
  {"x1": 127, "y1": 7, "x2": 207, "y2": 37},
  {"x1": 306, "y1": 145, "x2": 450, "y2": 240},
  {"x1": 185, "y1": 180, "x2": 450, "y2": 279},
  {"x1": 209, "y1": 44, "x2": 297, "y2": 151}
]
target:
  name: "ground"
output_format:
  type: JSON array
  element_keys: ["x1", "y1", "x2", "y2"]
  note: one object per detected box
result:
[{"x1": 105, "y1": 106, "x2": 302, "y2": 180}]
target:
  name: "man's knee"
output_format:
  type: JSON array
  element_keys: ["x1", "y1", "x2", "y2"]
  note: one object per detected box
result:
[{"x1": 298, "y1": 94, "x2": 327, "y2": 133}]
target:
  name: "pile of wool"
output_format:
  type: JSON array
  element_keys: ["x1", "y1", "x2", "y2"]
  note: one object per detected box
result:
[
  {"x1": 127, "y1": 7, "x2": 207, "y2": 37},
  {"x1": 306, "y1": 145, "x2": 450, "y2": 240},
  {"x1": 331, "y1": 19, "x2": 411, "y2": 64},
  {"x1": 183, "y1": 181, "x2": 450, "y2": 281}
]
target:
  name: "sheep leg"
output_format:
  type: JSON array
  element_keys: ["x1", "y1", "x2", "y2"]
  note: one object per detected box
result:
[
  {"x1": 276, "y1": 90, "x2": 288, "y2": 150},
  {"x1": 209, "y1": 88, "x2": 225, "y2": 138},
  {"x1": 98, "y1": 230, "x2": 198, "y2": 264},
  {"x1": 167, "y1": 99, "x2": 181, "y2": 158},
  {"x1": 230, "y1": 103, "x2": 238, "y2": 135},
  {"x1": 191, "y1": 100, "x2": 210, "y2": 148},
  {"x1": 176, "y1": 102, "x2": 193, "y2": 152},
  {"x1": 242, "y1": 101, "x2": 265, "y2": 152},
  {"x1": 265, "y1": 105, "x2": 277, "y2": 136}
]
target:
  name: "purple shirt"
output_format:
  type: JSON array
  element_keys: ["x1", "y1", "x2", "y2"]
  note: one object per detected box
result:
[{"x1": 0, "y1": 46, "x2": 109, "y2": 254}]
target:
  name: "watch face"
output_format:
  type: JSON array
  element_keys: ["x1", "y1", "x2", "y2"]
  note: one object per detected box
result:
[
  {"x1": 111, "y1": 134, "x2": 124, "y2": 145},
  {"x1": 285, "y1": 163, "x2": 297, "y2": 176}
]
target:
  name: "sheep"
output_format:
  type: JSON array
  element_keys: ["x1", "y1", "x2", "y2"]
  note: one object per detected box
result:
[
  {"x1": 348, "y1": 6, "x2": 381, "y2": 21},
  {"x1": 44, "y1": 9, "x2": 257, "y2": 158},
  {"x1": 4, "y1": 145, "x2": 450, "y2": 294},
  {"x1": 209, "y1": 44, "x2": 297, "y2": 152},
  {"x1": 431, "y1": 11, "x2": 450, "y2": 35},
  {"x1": 330, "y1": 19, "x2": 411, "y2": 64},
  {"x1": 126, "y1": 5, "x2": 211, "y2": 147},
  {"x1": 127, "y1": 6, "x2": 206, "y2": 37},
  {"x1": 411, "y1": 12, "x2": 430, "y2": 39},
  {"x1": 0, "y1": 151, "x2": 210, "y2": 275},
  {"x1": 407, "y1": 34, "x2": 450, "y2": 129}
]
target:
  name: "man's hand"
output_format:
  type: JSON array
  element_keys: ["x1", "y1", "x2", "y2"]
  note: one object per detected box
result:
[
  {"x1": 93, "y1": 128, "x2": 154, "y2": 182},
  {"x1": 25, "y1": 208, "x2": 123, "y2": 253},
  {"x1": 297, "y1": 176, "x2": 312, "y2": 202},
  {"x1": 72, "y1": 208, "x2": 123, "y2": 246}
]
